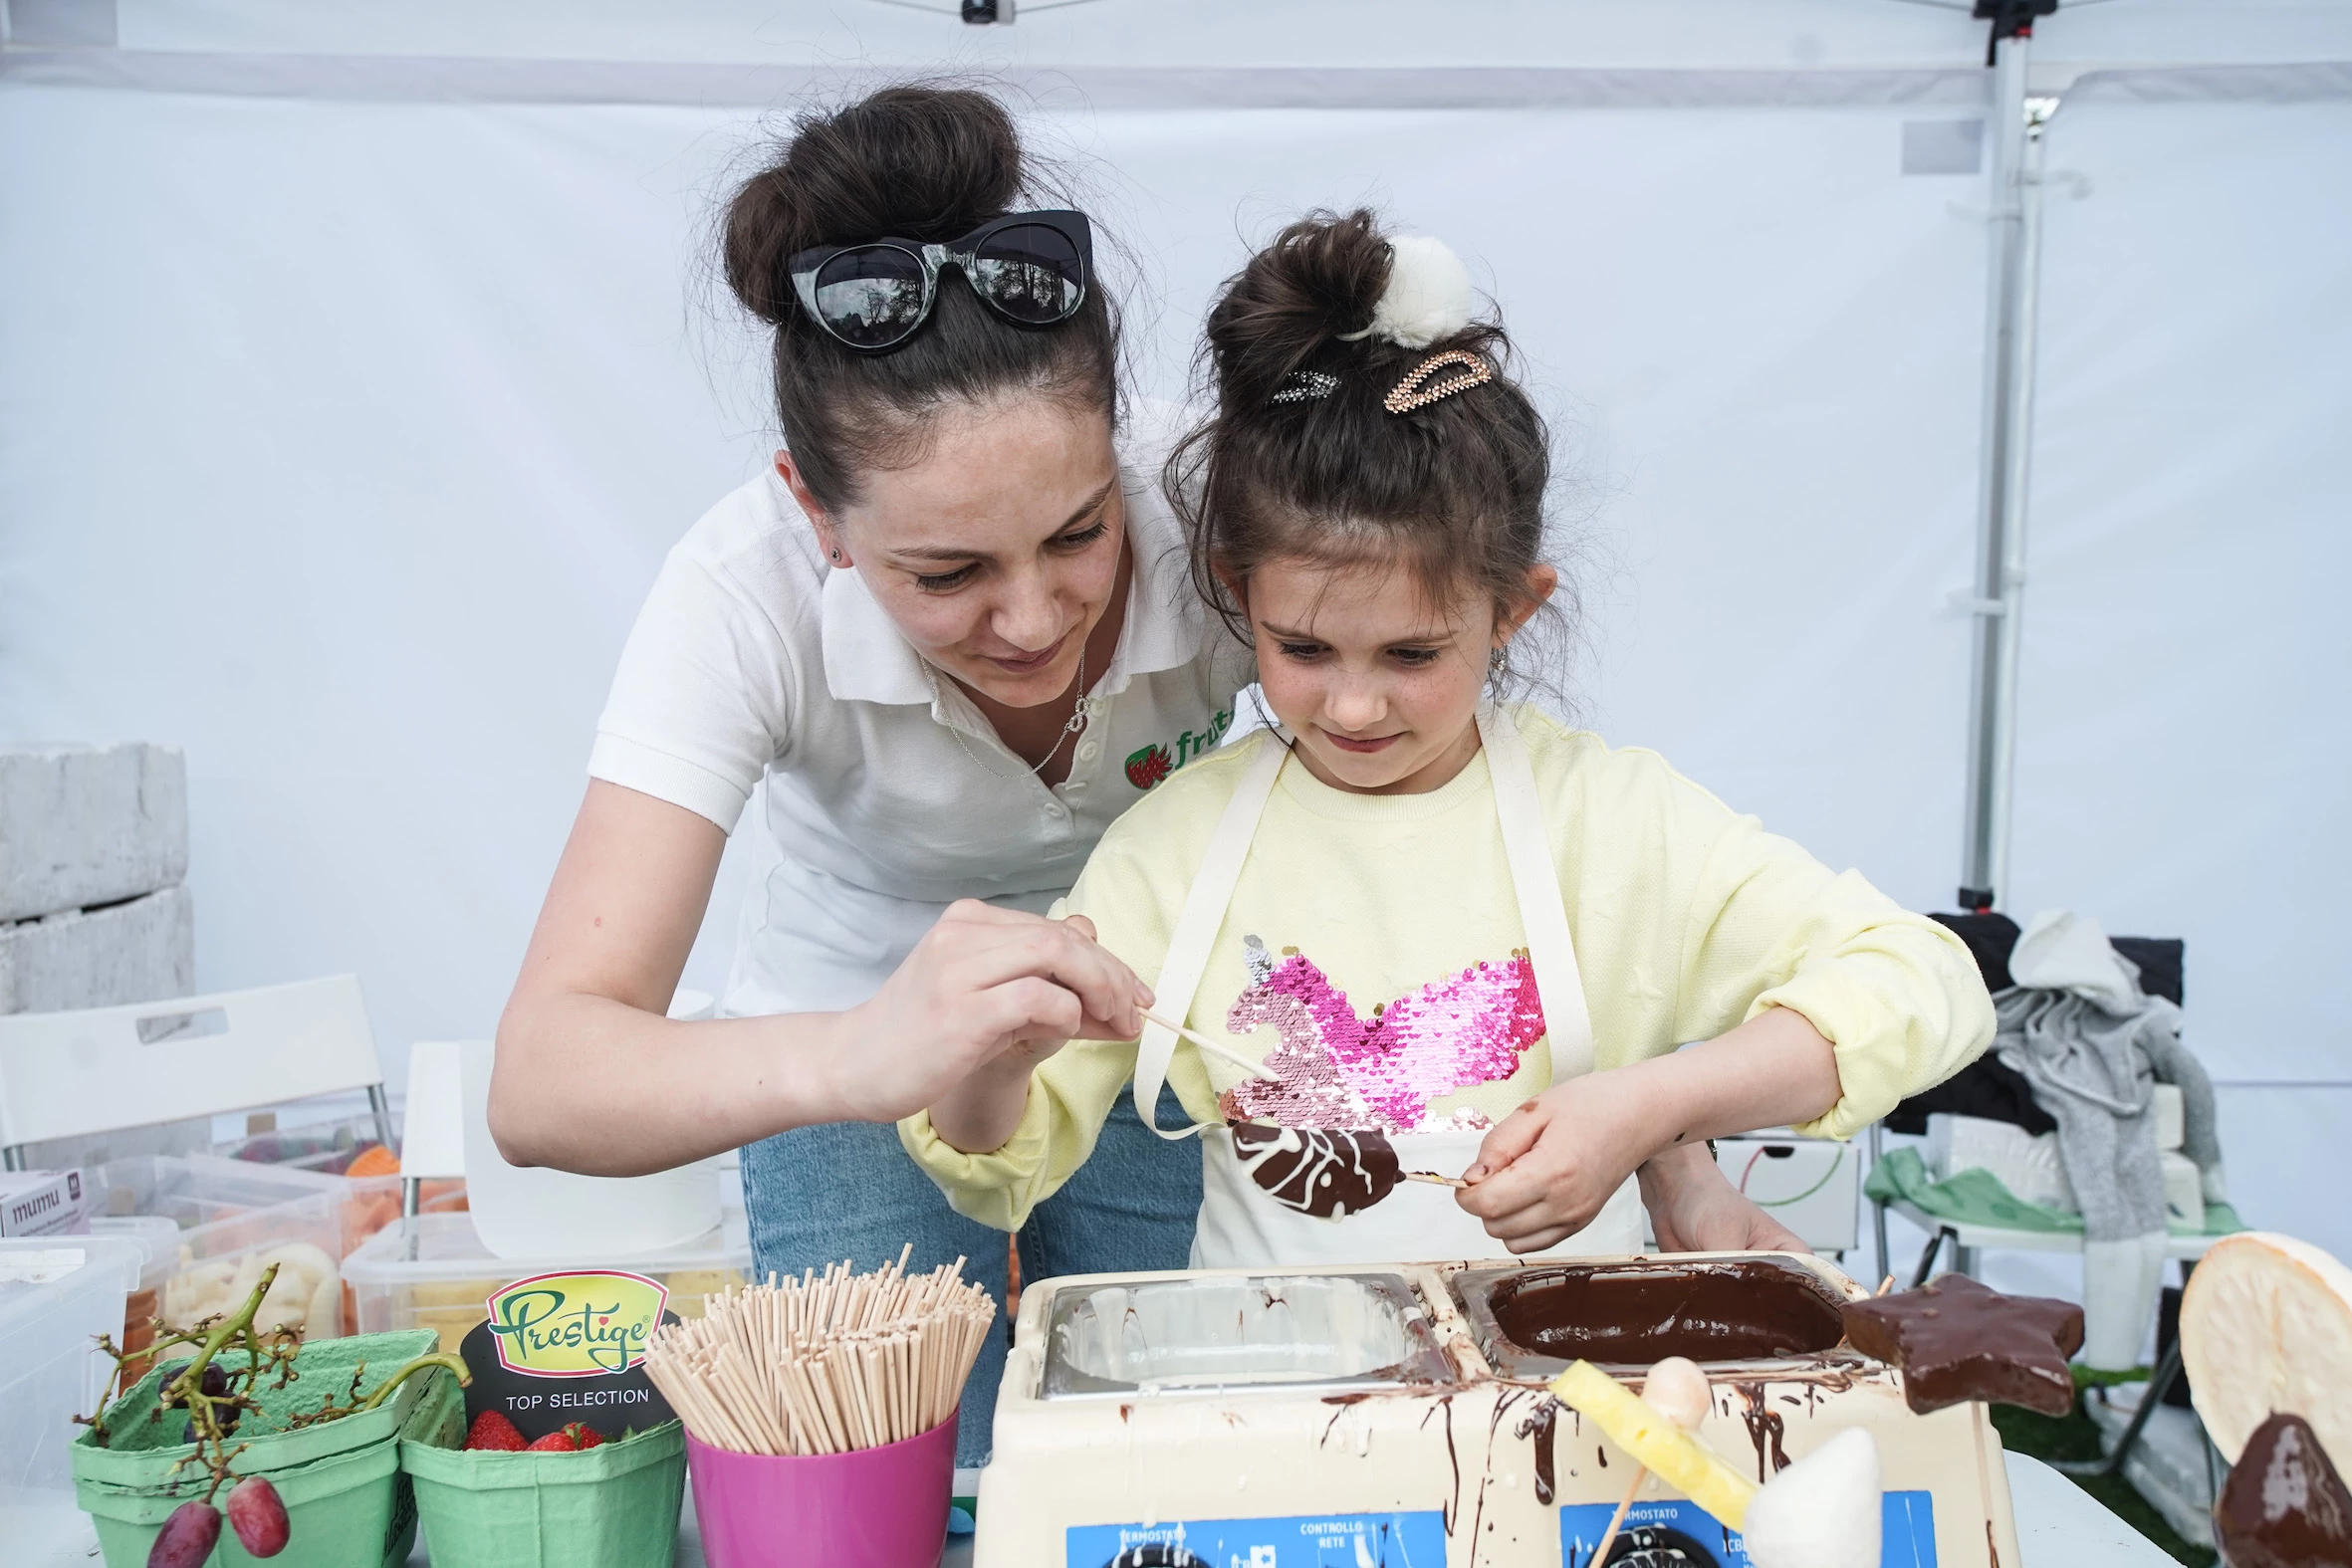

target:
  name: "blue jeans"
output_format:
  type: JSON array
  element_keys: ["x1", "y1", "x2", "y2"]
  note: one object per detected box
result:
[{"x1": 740, "y1": 1085, "x2": 1200, "y2": 1465}]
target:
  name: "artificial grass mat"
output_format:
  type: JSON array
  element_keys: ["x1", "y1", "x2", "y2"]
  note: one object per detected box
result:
[{"x1": 1991, "y1": 1367, "x2": 2216, "y2": 1568}]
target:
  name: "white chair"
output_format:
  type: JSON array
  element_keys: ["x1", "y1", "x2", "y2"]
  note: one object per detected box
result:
[
  {"x1": 0, "y1": 976, "x2": 395, "y2": 1171},
  {"x1": 397, "y1": 1039, "x2": 470, "y2": 1217}
]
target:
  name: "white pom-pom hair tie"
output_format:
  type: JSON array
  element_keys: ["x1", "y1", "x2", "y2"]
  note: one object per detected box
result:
[{"x1": 1337, "y1": 234, "x2": 1475, "y2": 350}]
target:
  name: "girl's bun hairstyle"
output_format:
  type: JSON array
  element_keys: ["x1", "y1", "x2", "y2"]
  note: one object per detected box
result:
[
  {"x1": 723, "y1": 86, "x2": 1120, "y2": 511},
  {"x1": 1169, "y1": 209, "x2": 1562, "y2": 685}
]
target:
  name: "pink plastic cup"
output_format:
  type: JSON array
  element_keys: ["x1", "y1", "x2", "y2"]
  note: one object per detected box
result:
[{"x1": 685, "y1": 1413, "x2": 958, "y2": 1568}]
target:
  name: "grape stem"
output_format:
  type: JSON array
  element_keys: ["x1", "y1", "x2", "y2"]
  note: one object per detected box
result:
[{"x1": 357, "y1": 1354, "x2": 472, "y2": 1411}]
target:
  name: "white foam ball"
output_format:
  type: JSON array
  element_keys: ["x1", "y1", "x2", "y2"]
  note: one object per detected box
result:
[
  {"x1": 1740, "y1": 1427, "x2": 1883, "y2": 1568},
  {"x1": 1365, "y1": 235, "x2": 1474, "y2": 349}
]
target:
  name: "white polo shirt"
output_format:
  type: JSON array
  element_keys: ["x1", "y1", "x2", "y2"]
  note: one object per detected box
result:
[{"x1": 589, "y1": 421, "x2": 1253, "y2": 1018}]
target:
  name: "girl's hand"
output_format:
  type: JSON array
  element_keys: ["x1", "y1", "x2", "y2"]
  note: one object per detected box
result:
[
  {"x1": 1455, "y1": 1069, "x2": 1664, "y2": 1252},
  {"x1": 1638, "y1": 1139, "x2": 1809, "y2": 1254},
  {"x1": 830, "y1": 901, "x2": 1149, "y2": 1129}
]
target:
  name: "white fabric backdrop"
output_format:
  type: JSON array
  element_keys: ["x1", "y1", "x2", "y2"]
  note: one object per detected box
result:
[
  {"x1": 0, "y1": 82, "x2": 1989, "y2": 1083},
  {"x1": 2006, "y1": 69, "x2": 2352, "y2": 1261}
]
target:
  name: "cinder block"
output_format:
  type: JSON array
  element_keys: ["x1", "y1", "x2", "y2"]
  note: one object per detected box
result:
[
  {"x1": 0, "y1": 743, "x2": 189, "y2": 922},
  {"x1": 0, "y1": 884, "x2": 193, "y2": 1015}
]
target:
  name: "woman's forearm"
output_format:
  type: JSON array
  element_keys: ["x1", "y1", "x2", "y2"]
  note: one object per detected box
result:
[{"x1": 492, "y1": 990, "x2": 851, "y2": 1176}]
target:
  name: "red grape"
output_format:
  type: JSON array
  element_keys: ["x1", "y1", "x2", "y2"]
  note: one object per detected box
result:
[
  {"x1": 146, "y1": 1501, "x2": 220, "y2": 1568},
  {"x1": 226, "y1": 1475, "x2": 291, "y2": 1557}
]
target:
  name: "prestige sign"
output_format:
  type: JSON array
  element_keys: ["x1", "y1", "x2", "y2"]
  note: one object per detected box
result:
[
  {"x1": 462, "y1": 1268, "x2": 682, "y2": 1443},
  {"x1": 484, "y1": 1269, "x2": 667, "y2": 1377}
]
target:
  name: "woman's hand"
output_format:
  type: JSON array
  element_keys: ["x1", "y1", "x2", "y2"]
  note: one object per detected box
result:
[
  {"x1": 830, "y1": 901, "x2": 1150, "y2": 1131},
  {"x1": 1638, "y1": 1139, "x2": 1809, "y2": 1254},
  {"x1": 1454, "y1": 1068, "x2": 1665, "y2": 1252}
]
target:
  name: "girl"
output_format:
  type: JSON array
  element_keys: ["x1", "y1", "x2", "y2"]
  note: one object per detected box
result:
[{"x1": 899, "y1": 210, "x2": 1993, "y2": 1265}]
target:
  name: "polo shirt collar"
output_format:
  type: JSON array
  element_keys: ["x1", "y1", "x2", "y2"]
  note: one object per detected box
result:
[{"x1": 818, "y1": 470, "x2": 1205, "y2": 707}]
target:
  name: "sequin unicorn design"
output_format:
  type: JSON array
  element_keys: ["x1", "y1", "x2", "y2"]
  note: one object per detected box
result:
[{"x1": 1217, "y1": 936, "x2": 1544, "y2": 1136}]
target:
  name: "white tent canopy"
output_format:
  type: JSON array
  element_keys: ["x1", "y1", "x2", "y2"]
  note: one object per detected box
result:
[{"x1": 3, "y1": 0, "x2": 2346, "y2": 1264}]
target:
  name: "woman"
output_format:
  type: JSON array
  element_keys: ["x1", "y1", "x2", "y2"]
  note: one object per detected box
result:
[{"x1": 490, "y1": 87, "x2": 1246, "y2": 1463}]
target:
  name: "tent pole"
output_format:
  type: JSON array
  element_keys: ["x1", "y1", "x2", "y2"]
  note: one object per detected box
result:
[{"x1": 1958, "y1": 31, "x2": 2047, "y2": 913}]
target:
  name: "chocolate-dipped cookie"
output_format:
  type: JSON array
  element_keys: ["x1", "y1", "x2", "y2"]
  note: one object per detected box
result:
[{"x1": 1840, "y1": 1273, "x2": 2083, "y2": 1416}]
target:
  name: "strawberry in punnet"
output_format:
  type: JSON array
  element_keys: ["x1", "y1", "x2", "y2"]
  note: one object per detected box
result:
[
  {"x1": 463, "y1": 1410, "x2": 528, "y2": 1452},
  {"x1": 564, "y1": 1423, "x2": 605, "y2": 1450},
  {"x1": 525, "y1": 1430, "x2": 577, "y2": 1452}
]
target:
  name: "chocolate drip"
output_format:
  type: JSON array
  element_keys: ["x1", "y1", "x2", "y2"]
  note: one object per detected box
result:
[
  {"x1": 1840, "y1": 1273, "x2": 2083, "y2": 1416},
  {"x1": 2216, "y1": 1413, "x2": 2352, "y2": 1568},
  {"x1": 1230, "y1": 1123, "x2": 1401, "y2": 1219},
  {"x1": 1485, "y1": 1258, "x2": 1846, "y2": 1366},
  {"x1": 1515, "y1": 1400, "x2": 1559, "y2": 1505},
  {"x1": 1737, "y1": 1383, "x2": 1790, "y2": 1479}
]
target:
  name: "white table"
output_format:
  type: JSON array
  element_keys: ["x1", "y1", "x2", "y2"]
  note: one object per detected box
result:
[{"x1": 18, "y1": 1454, "x2": 2173, "y2": 1566}]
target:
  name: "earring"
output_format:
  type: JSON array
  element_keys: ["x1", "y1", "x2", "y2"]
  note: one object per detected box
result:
[
  {"x1": 829, "y1": 550, "x2": 843, "y2": 564},
  {"x1": 1489, "y1": 647, "x2": 1507, "y2": 674}
]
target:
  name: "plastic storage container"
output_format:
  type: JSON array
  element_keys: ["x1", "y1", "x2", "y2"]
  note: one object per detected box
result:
[
  {"x1": 343, "y1": 1210, "x2": 752, "y2": 1354},
  {"x1": 218, "y1": 1109, "x2": 398, "y2": 1175},
  {"x1": 0, "y1": 1234, "x2": 147, "y2": 1556},
  {"x1": 84, "y1": 1155, "x2": 401, "y2": 1341}
]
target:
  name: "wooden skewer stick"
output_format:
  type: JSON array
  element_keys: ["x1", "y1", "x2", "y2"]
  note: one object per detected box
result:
[
  {"x1": 1403, "y1": 1170, "x2": 1470, "y2": 1189},
  {"x1": 1589, "y1": 1468, "x2": 1647, "y2": 1566},
  {"x1": 1132, "y1": 1008, "x2": 1283, "y2": 1081}
]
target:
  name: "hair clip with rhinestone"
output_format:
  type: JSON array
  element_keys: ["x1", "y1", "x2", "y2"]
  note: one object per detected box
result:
[
  {"x1": 1383, "y1": 349, "x2": 1493, "y2": 414},
  {"x1": 1271, "y1": 369, "x2": 1340, "y2": 405}
]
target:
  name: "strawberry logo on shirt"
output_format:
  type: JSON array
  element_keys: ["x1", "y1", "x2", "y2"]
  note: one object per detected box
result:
[
  {"x1": 1123, "y1": 708, "x2": 1235, "y2": 791},
  {"x1": 1125, "y1": 744, "x2": 1173, "y2": 789}
]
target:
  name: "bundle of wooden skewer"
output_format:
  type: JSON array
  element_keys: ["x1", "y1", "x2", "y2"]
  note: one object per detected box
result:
[{"x1": 641, "y1": 1245, "x2": 995, "y2": 1456}]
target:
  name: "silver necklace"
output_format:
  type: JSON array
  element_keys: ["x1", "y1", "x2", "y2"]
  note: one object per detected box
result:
[{"x1": 927, "y1": 646, "x2": 1094, "y2": 782}]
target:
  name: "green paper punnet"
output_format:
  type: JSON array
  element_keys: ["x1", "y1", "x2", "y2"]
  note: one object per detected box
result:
[
  {"x1": 402, "y1": 1421, "x2": 687, "y2": 1568},
  {"x1": 73, "y1": 1331, "x2": 464, "y2": 1568}
]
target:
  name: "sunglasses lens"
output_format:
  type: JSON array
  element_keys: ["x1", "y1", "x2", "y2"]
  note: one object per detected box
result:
[
  {"x1": 811, "y1": 246, "x2": 928, "y2": 347},
  {"x1": 969, "y1": 224, "x2": 1084, "y2": 324}
]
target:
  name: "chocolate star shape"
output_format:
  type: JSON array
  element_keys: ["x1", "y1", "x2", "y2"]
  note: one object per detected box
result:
[
  {"x1": 2217, "y1": 1413, "x2": 2352, "y2": 1568},
  {"x1": 1841, "y1": 1273, "x2": 2084, "y2": 1416}
]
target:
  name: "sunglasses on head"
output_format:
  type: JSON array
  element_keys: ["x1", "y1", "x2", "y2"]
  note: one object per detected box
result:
[{"x1": 788, "y1": 209, "x2": 1092, "y2": 353}]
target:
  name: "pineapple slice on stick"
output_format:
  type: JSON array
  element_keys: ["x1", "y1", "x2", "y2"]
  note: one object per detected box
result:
[{"x1": 1548, "y1": 1358, "x2": 1756, "y2": 1530}]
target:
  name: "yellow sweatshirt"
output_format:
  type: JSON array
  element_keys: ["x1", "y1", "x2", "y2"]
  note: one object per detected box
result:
[{"x1": 901, "y1": 708, "x2": 1992, "y2": 1232}]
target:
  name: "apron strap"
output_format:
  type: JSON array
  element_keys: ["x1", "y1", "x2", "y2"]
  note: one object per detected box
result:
[
  {"x1": 1477, "y1": 704, "x2": 1596, "y2": 1081},
  {"x1": 1131, "y1": 732, "x2": 1291, "y2": 1138}
]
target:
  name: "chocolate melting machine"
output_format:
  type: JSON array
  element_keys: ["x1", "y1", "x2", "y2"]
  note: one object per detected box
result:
[{"x1": 978, "y1": 1252, "x2": 2019, "y2": 1567}]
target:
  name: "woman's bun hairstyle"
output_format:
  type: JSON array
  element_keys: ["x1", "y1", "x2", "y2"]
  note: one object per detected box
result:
[
  {"x1": 1171, "y1": 208, "x2": 1562, "y2": 686},
  {"x1": 723, "y1": 87, "x2": 1023, "y2": 329},
  {"x1": 722, "y1": 85, "x2": 1120, "y2": 512}
]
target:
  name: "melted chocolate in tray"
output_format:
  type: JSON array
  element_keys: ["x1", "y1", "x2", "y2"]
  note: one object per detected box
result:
[
  {"x1": 1481, "y1": 1257, "x2": 1847, "y2": 1366},
  {"x1": 2216, "y1": 1413, "x2": 2352, "y2": 1568},
  {"x1": 1840, "y1": 1273, "x2": 2083, "y2": 1416}
]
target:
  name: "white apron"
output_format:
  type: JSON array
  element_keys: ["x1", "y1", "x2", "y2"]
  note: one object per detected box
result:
[{"x1": 1131, "y1": 705, "x2": 1644, "y2": 1270}]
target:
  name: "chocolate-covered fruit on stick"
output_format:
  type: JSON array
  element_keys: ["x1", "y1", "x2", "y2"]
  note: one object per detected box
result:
[
  {"x1": 2215, "y1": 1413, "x2": 2352, "y2": 1568},
  {"x1": 2175, "y1": 1232, "x2": 2352, "y2": 1567},
  {"x1": 1840, "y1": 1272, "x2": 2084, "y2": 1416}
]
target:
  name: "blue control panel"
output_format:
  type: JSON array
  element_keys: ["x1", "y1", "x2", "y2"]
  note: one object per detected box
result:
[
  {"x1": 1065, "y1": 1509, "x2": 1449, "y2": 1567},
  {"x1": 1558, "y1": 1490, "x2": 1938, "y2": 1566}
]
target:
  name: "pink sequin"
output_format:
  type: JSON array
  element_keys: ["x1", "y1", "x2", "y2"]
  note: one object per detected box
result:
[{"x1": 1217, "y1": 946, "x2": 1544, "y2": 1134}]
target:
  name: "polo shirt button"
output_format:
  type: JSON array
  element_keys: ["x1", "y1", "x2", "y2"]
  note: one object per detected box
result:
[{"x1": 1077, "y1": 741, "x2": 1099, "y2": 762}]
